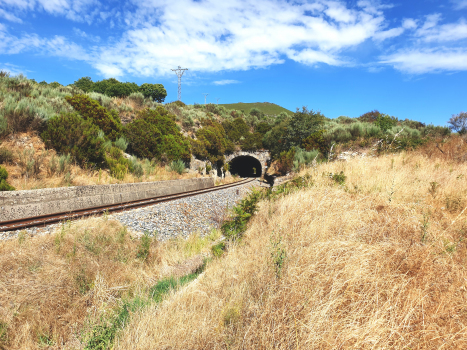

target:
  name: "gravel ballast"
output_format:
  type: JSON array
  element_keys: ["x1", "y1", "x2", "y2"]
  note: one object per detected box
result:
[{"x1": 0, "y1": 180, "x2": 258, "y2": 241}]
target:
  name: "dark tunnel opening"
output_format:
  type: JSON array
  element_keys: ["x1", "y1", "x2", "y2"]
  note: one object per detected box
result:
[{"x1": 229, "y1": 156, "x2": 262, "y2": 178}]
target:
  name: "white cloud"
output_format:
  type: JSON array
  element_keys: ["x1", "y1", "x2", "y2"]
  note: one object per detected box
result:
[
  {"x1": 415, "y1": 16, "x2": 467, "y2": 42},
  {"x1": 213, "y1": 80, "x2": 240, "y2": 85},
  {"x1": 0, "y1": 8, "x2": 22, "y2": 22},
  {"x1": 381, "y1": 48, "x2": 467, "y2": 74},
  {"x1": 0, "y1": 0, "x2": 101, "y2": 23},
  {"x1": 451, "y1": 0, "x2": 467, "y2": 9},
  {"x1": 85, "y1": 0, "x2": 392, "y2": 77},
  {"x1": 73, "y1": 27, "x2": 100, "y2": 42}
]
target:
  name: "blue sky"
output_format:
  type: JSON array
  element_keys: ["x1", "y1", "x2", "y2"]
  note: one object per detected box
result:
[{"x1": 0, "y1": 0, "x2": 466, "y2": 125}]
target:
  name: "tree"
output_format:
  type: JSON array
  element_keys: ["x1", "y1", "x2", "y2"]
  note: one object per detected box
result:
[
  {"x1": 73, "y1": 76, "x2": 94, "y2": 92},
  {"x1": 285, "y1": 107, "x2": 325, "y2": 149},
  {"x1": 139, "y1": 83, "x2": 167, "y2": 103},
  {"x1": 448, "y1": 112, "x2": 467, "y2": 135}
]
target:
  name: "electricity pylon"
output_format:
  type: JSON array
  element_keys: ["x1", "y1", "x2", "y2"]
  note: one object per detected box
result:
[{"x1": 171, "y1": 66, "x2": 188, "y2": 101}]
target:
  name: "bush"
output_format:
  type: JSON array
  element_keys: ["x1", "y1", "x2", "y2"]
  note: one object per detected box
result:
[
  {"x1": 0, "y1": 148, "x2": 14, "y2": 164},
  {"x1": 124, "y1": 107, "x2": 191, "y2": 162},
  {"x1": 240, "y1": 132, "x2": 263, "y2": 151},
  {"x1": 0, "y1": 166, "x2": 15, "y2": 191},
  {"x1": 358, "y1": 110, "x2": 381, "y2": 123},
  {"x1": 302, "y1": 130, "x2": 328, "y2": 155},
  {"x1": 167, "y1": 159, "x2": 185, "y2": 174},
  {"x1": 65, "y1": 94, "x2": 123, "y2": 141},
  {"x1": 276, "y1": 149, "x2": 295, "y2": 175},
  {"x1": 222, "y1": 117, "x2": 250, "y2": 143},
  {"x1": 114, "y1": 137, "x2": 129, "y2": 152},
  {"x1": 255, "y1": 121, "x2": 272, "y2": 135},
  {"x1": 191, "y1": 119, "x2": 232, "y2": 167},
  {"x1": 128, "y1": 92, "x2": 145, "y2": 106},
  {"x1": 41, "y1": 112, "x2": 105, "y2": 167},
  {"x1": 374, "y1": 114, "x2": 398, "y2": 133},
  {"x1": 293, "y1": 148, "x2": 319, "y2": 171},
  {"x1": 221, "y1": 190, "x2": 260, "y2": 240}
]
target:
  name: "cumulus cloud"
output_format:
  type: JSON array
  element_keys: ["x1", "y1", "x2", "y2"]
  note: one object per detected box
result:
[
  {"x1": 213, "y1": 80, "x2": 240, "y2": 85},
  {"x1": 82, "y1": 0, "x2": 394, "y2": 77}
]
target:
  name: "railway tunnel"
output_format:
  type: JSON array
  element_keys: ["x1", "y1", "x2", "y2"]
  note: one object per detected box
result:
[{"x1": 228, "y1": 155, "x2": 262, "y2": 178}]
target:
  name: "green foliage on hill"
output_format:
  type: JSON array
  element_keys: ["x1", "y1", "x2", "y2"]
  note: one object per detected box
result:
[
  {"x1": 72, "y1": 77, "x2": 167, "y2": 102},
  {"x1": 41, "y1": 112, "x2": 106, "y2": 167},
  {"x1": 124, "y1": 107, "x2": 191, "y2": 163},
  {"x1": 191, "y1": 119, "x2": 234, "y2": 167},
  {"x1": 65, "y1": 94, "x2": 123, "y2": 141},
  {"x1": 219, "y1": 102, "x2": 292, "y2": 116}
]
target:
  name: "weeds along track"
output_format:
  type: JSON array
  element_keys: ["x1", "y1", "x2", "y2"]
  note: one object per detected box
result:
[{"x1": 0, "y1": 178, "x2": 256, "y2": 233}]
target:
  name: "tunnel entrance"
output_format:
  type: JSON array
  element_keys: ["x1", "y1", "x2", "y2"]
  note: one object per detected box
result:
[{"x1": 229, "y1": 155, "x2": 262, "y2": 178}]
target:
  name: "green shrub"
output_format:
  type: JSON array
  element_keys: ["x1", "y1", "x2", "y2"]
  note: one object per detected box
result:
[
  {"x1": 276, "y1": 149, "x2": 295, "y2": 175},
  {"x1": 114, "y1": 137, "x2": 129, "y2": 152},
  {"x1": 65, "y1": 94, "x2": 123, "y2": 141},
  {"x1": 41, "y1": 112, "x2": 105, "y2": 167},
  {"x1": 124, "y1": 107, "x2": 191, "y2": 163},
  {"x1": 167, "y1": 159, "x2": 185, "y2": 174},
  {"x1": 221, "y1": 190, "x2": 260, "y2": 240},
  {"x1": 128, "y1": 92, "x2": 145, "y2": 106},
  {"x1": 136, "y1": 232, "x2": 151, "y2": 261},
  {"x1": 375, "y1": 114, "x2": 398, "y2": 133},
  {"x1": 129, "y1": 157, "x2": 144, "y2": 178},
  {"x1": 240, "y1": 132, "x2": 263, "y2": 151},
  {"x1": 191, "y1": 119, "x2": 232, "y2": 167},
  {"x1": 222, "y1": 117, "x2": 250, "y2": 143},
  {"x1": 0, "y1": 147, "x2": 14, "y2": 164},
  {"x1": 293, "y1": 148, "x2": 319, "y2": 171},
  {"x1": 0, "y1": 166, "x2": 15, "y2": 191},
  {"x1": 302, "y1": 130, "x2": 328, "y2": 155},
  {"x1": 211, "y1": 242, "x2": 225, "y2": 258}
]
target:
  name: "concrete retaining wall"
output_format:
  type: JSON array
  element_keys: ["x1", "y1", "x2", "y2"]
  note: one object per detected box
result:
[{"x1": 0, "y1": 177, "x2": 214, "y2": 222}]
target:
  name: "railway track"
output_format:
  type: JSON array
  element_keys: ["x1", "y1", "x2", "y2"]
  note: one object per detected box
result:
[{"x1": 0, "y1": 178, "x2": 257, "y2": 233}]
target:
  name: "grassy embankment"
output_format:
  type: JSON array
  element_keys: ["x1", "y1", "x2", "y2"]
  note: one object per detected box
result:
[
  {"x1": 115, "y1": 137, "x2": 467, "y2": 349},
  {"x1": 0, "y1": 216, "x2": 223, "y2": 349}
]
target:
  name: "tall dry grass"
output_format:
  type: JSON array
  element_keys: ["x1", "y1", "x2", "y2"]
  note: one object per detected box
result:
[
  {"x1": 116, "y1": 151, "x2": 467, "y2": 349},
  {"x1": 0, "y1": 217, "x2": 220, "y2": 349}
]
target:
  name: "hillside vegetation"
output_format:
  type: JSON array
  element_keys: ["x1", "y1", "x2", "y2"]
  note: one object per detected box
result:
[
  {"x1": 219, "y1": 102, "x2": 293, "y2": 116},
  {"x1": 0, "y1": 71, "x2": 456, "y2": 191}
]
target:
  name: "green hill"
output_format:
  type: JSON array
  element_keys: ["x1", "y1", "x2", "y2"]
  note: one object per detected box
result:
[{"x1": 219, "y1": 102, "x2": 293, "y2": 116}]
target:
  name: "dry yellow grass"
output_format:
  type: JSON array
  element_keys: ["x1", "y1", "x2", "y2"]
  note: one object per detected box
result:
[
  {"x1": 0, "y1": 217, "x2": 220, "y2": 349},
  {"x1": 116, "y1": 151, "x2": 467, "y2": 349}
]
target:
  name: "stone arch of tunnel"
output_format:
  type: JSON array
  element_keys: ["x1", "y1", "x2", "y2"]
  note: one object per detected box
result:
[{"x1": 228, "y1": 155, "x2": 263, "y2": 178}]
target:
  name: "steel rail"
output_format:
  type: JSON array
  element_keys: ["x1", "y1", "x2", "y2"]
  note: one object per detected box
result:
[{"x1": 0, "y1": 178, "x2": 256, "y2": 232}]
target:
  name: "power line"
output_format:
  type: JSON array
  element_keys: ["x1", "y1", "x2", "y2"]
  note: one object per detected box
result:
[
  {"x1": 203, "y1": 93, "x2": 209, "y2": 105},
  {"x1": 171, "y1": 66, "x2": 188, "y2": 101}
]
